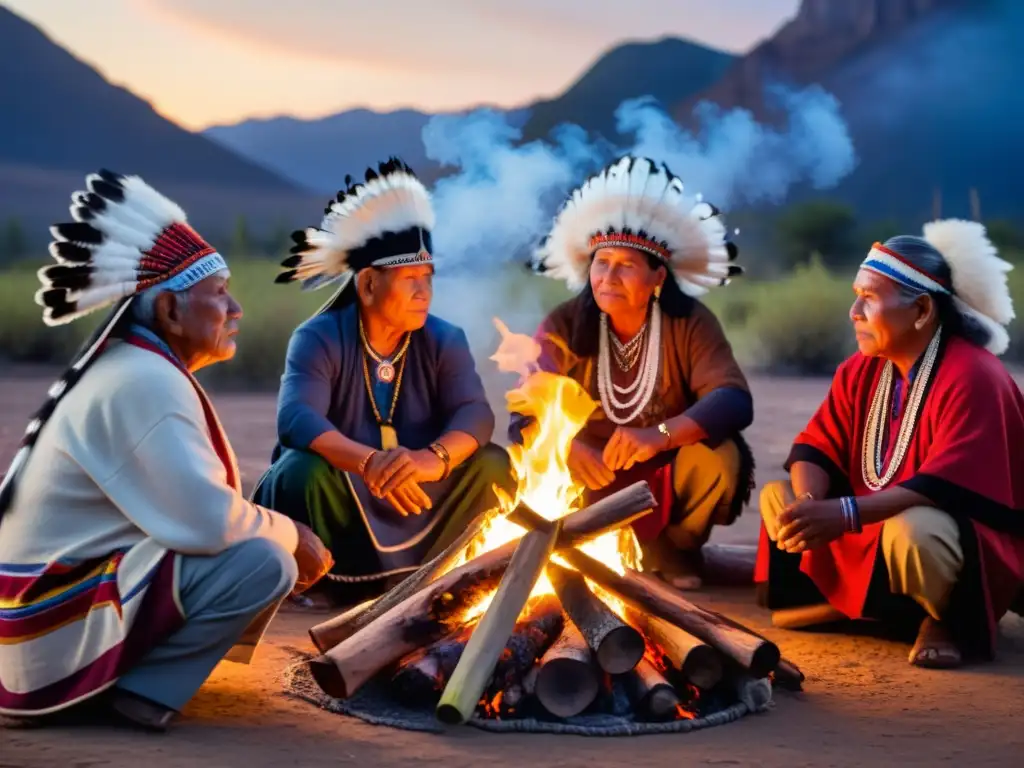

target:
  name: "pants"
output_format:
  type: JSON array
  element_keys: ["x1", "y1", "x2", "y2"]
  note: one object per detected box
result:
[
  {"x1": 637, "y1": 440, "x2": 742, "y2": 574},
  {"x1": 760, "y1": 480, "x2": 964, "y2": 619},
  {"x1": 251, "y1": 444, "x2": 514, "y2": 589},
  {"x1": 667, "y1": 440, "x2": 742, "y2": 550},
  {"x1": 115, "y1": 538, "x2": 297, "y2": 711}
]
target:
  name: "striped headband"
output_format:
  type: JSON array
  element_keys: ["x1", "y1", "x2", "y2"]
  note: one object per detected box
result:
[{"x1": 860, "y1": 242, "x2": 952, "y2": 295}]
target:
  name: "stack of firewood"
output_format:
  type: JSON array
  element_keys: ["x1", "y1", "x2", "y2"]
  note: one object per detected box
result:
[{"x1": 304, "y1": 482, "x2": 803, "y2": 725}]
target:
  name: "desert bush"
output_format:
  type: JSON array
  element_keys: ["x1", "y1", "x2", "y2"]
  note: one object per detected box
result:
[
  {"x1": 705, "y1": 256, "x2": 856, "y2": 374},
  {"x1": 2, "y1": 251, "x2": 1021, "y2": 387}
]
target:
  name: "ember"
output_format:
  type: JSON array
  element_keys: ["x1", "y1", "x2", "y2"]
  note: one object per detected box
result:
[{"x1": 303, "y1": 318, "x2": 801, "y2": 731}]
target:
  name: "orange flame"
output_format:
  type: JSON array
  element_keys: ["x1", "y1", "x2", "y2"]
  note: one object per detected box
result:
[{"x1": 458, "y1": 318, "x2": 644, "y2": 620}]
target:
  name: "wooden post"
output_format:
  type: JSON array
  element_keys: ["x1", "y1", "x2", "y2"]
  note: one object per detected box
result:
[
  {"x1": 309, "y1": 481, "x2": 655, "y2": 651},
  {"x1": 435, "y1": 522, "x2": 561, "y2": 725},
  {"x1": 560, "y1": 549, "x2": 780, "y2": 678},
  {"x1": 534, "y1": 620, "x2": 600, "y2": 718},
  {"x1": 548, "y1": 563, "x2": 644, "y2": 674}
]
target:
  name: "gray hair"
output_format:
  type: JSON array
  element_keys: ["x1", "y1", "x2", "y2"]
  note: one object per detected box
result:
[
  {"x1": 130, "y1": 283, "x2": 191, "y2": 329},
  {"x1": 882, "y1": 235, "x2": 991, "y2": 348}
]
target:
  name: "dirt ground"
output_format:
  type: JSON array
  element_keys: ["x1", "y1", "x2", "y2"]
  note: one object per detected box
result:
[{"x1": 2, "y1": 370, "x2": 1022, "y2": 767}]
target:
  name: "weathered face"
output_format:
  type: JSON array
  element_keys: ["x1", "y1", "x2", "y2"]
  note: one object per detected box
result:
[
  {"x1": 849, "y1": 269, "x2": 932, "y2": 358},
  {"x1": 589, "y1": 246, "x2": 665, "y2": 318},
  {"x1": 157, "y1": 272, "x2": 242, "y2": 369},
  {"x1": 362, "y1": 263, "x2": 434, "y2": 331}
]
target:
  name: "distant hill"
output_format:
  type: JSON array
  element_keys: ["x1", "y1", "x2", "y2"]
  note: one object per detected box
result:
[
  {"x1": 0, "y1": 7, "x2": 317, "y2": 252},
  {"x1": 203, "y1": 37, "x2": 734, "y2": 194},
  {"x1": 674, "y1": 0, "x2": 1024, "y2": 223},
  {"x1": 204, "y1": 107, "x2": 531, "y2": 194},
  {"x1": 519, "y1": 37, "x2": 734, "y2": 144}
]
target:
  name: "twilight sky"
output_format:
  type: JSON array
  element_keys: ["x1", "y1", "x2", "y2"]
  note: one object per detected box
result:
[{"x1": 5, "y1": 0, "x2": 800, "y2": 130}]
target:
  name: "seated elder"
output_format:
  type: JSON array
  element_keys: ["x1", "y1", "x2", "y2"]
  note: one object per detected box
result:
[
  {"x1": 253, "y1": 158, "x2": 512, "y2": 606},
  {"x1": 0, "y1": 171, "x2": 331, "y2": 730},
  {"x1": 756, "y1": 221, "x2": 1024, "y2": 669},
  {"x1": 513, "y1": 155, "x2": 755, "y2": 589}
]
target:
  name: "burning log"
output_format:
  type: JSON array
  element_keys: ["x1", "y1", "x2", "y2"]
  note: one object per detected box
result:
[
  {"x1": 308, "y1": 545, "x2": 511, "y2": 699},
  {"x1": 548, "y1": 563, "x2": 644, "y2": 675},
  {"x1": 436, "y1": 522, "x2": 561, "y2": 725},
  {"x1": 309, "y1": 507, "x2": 497, "y2": 652},
  {"x1": 309, "y1": 481, "x2": 656, "y2": 652},
  {"x1": 481, "y1": 594, "x2": 563, "y2": 717},
  {"x1": 535, "y1": 619, "x2": 600, "y2": 718},
  {"x1": 308, "y1": 483, "x2": 654, "y2": 700},
  {"x1": 627, "y1": 657, "x2": 682, "y2": 721},
  {"x1": 391, "y1": 623, "x2": 476, "y2": 707},
  {"x1": 636, "y1": 612, "x2": 724, "y2": 690},
  {"x1": 560, "y1": 549, "x2": 780, "y2": 678}
]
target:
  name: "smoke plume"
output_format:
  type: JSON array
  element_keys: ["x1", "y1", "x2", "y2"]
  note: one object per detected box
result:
[{"x1": 423, "y1": 85, "x2": 858, "y2": 435}]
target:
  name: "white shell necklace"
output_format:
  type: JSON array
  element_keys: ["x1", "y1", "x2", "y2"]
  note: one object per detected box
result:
[
  {"x1": 597, "y1": 301, "x2": 662, "y2": 425},
  {"x1": 860, "y1": 327, "x2": 941, "y2": 491}
]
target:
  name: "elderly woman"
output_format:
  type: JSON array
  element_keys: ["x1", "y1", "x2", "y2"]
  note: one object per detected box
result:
[
  {"x1": 756, "y1": 221, "x2": 1024, "y2": 669},
  {"x1": 514, "y1": 155, "x2": 755, "y2": 589},
  {"x1": 0, "y1": 171, "x2": 331, "y2": 729}
]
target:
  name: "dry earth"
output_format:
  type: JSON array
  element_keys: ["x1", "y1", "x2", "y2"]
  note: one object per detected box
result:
[{"x1": 1, "y1": 370, "x2": 1022, "y2": 767}]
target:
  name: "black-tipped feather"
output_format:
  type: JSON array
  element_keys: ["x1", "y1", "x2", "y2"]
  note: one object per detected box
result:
[
  {"x1": 88, "y1": 179, "x2": 125, "y2": 203},
  {"x1": 280, "y1": 255, "x2": 303, "y2": 268},
  {"x1": 52, "y1": 222, "x2": 103, "y2": 244},
  {"x1": 727, "y1": 264, "x2": 743, "y2": 277},
  {"x1": 41, "y1": 264, "x2": 95, "y2": 291},
  {"x1": 289, "y1": 230, "x2": 307, "y2": 245},
  {"x1": 50, "y1": 242, "x2": 92, "y2": 263},
  {"x1": 275, "y1": 270, "x2": 297, "y2": 284},
  {"x1": 97, "y1": 169, "x2": 125, "y2": 186},
  {"x1": 726, "y1": 241, "x2": 739, "y2": 261}
]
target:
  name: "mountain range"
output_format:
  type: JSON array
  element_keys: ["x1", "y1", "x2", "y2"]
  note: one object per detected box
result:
[{"x1": 1, "y1": 0, "x2": 1020, "y2": 260}]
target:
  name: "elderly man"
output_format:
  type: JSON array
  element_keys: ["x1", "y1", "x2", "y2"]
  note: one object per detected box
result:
[
  {"x1": 0, "y1": 171, "x2": 332, "y2": 730},
  {"x1": 253, "y1": 158, "x2": 511, "y2": 607},
  {"x1": 756, "y1": 222, "x2": 1024, "y2": 669}
]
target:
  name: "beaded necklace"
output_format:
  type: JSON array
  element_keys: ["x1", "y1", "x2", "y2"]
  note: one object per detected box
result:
[
  {"x1": 860, "y1": 328, "x2": 942, "y2": 491},
  {"x1": 597, "y1": 302, "x2": 662, "y2": 425}
]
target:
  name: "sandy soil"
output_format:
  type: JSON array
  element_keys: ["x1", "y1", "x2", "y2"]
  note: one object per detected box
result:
[{"x1": 2, "y1": 371, "x2": 1022, "y2": 767}]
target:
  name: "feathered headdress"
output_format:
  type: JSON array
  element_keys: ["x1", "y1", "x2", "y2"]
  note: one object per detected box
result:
[
  {"x1": 0, "y1": 170, "x2": 227, "y2": 514},
  {"x1": 861, "y1": 219, "x2": 1014, "y2": 355},
  {"x1": 275, "y1": 157, "x2": 434, "y2": 313},
  {"x1": 530, "y1": 155, "x2": 742, "y2": 295}
]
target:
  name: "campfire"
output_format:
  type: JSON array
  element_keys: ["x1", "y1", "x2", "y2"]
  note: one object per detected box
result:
[{"x1": 301, "y1": 320, "x2": 802, "y2": 730}]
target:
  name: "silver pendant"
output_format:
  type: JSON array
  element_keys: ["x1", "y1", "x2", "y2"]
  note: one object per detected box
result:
[{"x1": 376, "y1": 360, "x2": 396, "y2": 383}]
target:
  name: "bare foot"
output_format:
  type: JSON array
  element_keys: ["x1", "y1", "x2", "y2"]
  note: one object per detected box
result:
[{"x1": 909, "y1": 617, "x2": 962, "y2": 669}]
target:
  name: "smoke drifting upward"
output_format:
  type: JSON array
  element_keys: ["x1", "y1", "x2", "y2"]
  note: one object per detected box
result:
[
  {"x1": 425, "y1": 84, "x2": 857, "y2": 273},
  {"x1": 422, "y1": 85, "x2": 858, "y2": 437}
]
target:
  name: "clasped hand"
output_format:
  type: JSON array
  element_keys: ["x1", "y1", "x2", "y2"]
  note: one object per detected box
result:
[
  {"x1": 362, "y1": 447, "x2": 446, "y2": 517},
  {"x1": 567, "y1": 426, "x2": 668, "y2": 491},
  {"x1": 774, "y1": 496, "x2": 847, "y2": 553}
]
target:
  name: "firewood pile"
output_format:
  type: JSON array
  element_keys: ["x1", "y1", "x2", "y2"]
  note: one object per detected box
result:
[{"x1": 302, "y1": 482, "x2": 803, "y2": 727}]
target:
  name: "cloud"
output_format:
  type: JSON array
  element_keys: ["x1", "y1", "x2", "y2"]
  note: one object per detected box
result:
[{"x1": 132, "y1": 0, "x2": 801, "y2": 76}]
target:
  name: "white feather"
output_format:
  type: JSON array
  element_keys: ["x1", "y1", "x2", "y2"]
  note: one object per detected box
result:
[
  {"x1": 534, "y1": 155, "x2": 740, "y2": 297},
  {"x1": 923, "y1": 219, "x2": 1014, "y2": 327},
  {"x1": 287, "y1": 166, "x2": 435, "y2": 290}
]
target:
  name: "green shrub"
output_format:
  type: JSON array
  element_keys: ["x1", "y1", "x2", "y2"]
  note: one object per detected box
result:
[
  {"x1": 706, "y1": 256, "x2": 855, "y2": 374},
  {"x1": 2, "y1": 251, "x2": 1021, "y2": 387}
]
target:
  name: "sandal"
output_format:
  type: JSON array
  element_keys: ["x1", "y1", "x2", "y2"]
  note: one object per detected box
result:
[{"x1": 909, "y1": 617, "x2": 962, "y2": 669}]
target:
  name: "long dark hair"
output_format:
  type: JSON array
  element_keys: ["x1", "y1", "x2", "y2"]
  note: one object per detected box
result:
[
  {"x1": 883, "y1": 235, "x2": 991, "y2": 349},
  {"x1": 567, "y1": 252, "x2": 695, "y2": 358}
]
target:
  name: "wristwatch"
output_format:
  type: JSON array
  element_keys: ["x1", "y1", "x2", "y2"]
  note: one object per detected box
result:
[{"x1": 657, "y1": 422, "x2": 670, "y2": 448}]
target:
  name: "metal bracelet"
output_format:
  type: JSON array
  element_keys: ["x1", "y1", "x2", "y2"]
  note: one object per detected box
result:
[
  {"x1": 429, "y1": 442, "x2": 451, "y2": 480},
  {"x1": 357, "y1": 449, "x2": 377, "y2": 475}
]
